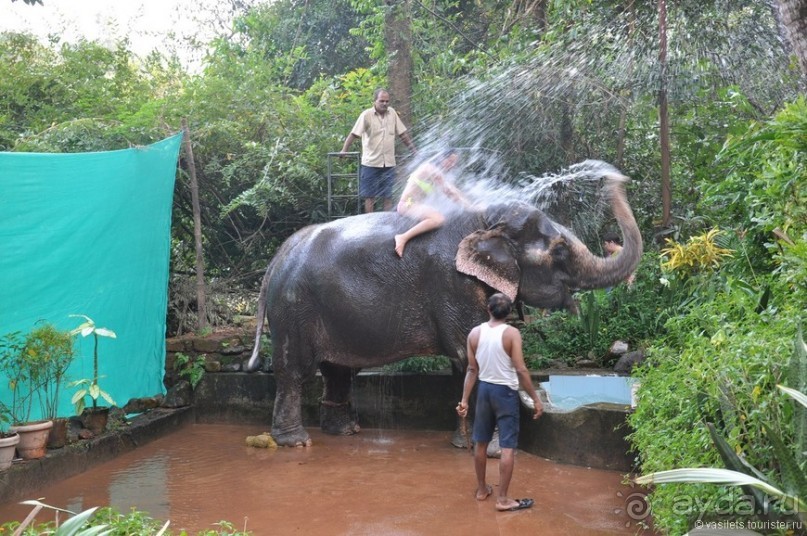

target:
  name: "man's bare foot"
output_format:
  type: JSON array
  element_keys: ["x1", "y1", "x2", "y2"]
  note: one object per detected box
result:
[
  {"x1": 476, "y1": 484, "x2": 493, "y2": 501},
  {"x1": 496, "y1": 498, "x2": 534, "y2": 511},
  {"x1": 394, "y1": 234, "x2": 406, "y2": 257}
]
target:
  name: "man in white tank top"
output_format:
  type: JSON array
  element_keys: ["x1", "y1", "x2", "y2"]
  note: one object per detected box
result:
[{"x1": 456, "y1": 293, "x2": 543, "y2": 511}]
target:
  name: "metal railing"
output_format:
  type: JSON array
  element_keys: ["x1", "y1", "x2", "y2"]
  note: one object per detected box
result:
[{"x1": 326, "y1": 152, "x2": 361, "y2": 219}]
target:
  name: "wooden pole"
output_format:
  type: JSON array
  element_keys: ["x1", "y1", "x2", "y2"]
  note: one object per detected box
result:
[{"x1": 181, "y1": 118, "x2": 208, "y2": 331}]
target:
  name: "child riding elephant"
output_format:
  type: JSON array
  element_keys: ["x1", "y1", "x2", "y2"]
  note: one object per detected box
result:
[{"x1": 394, "y1": 149, "x2": 471, "y2": 257}]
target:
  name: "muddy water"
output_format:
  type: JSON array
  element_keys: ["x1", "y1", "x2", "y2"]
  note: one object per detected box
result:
[{"x1": 0, "y1": 424, "x2": 651, "y2": 534}]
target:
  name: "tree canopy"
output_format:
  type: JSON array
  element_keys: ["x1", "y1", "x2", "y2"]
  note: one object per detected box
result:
[
  {"x1": 1, "y1": 1, "x2": 802, "y2": 284},
  {"x1": 1, "y1": 0, "x2": 802, "y2": 308}
]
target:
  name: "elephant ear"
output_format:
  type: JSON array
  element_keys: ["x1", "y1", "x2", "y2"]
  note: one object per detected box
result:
[{"x1": 456, "y1": 227, "x2": 520, "y2": 301}]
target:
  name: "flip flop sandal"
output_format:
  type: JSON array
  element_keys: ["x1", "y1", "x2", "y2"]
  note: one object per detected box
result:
[{"x1": 498, "y1": 498, "x2": 534, "y2": 511}]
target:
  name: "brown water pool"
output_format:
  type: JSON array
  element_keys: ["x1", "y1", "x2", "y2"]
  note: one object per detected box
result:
[{"x1": 0, "y1": 424, "x2": 652, "y2": 534}]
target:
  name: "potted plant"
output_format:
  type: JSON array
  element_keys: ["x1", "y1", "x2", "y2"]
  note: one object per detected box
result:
[
  {"x1": 0, "y1": 400, "x2": 19, "y2": 470},
  {"x1": 69, "y1": 315, "x2": 117, "y2": 435},
  {"x1": 23, "y1": 323, "x2": 76, "y2": 448},
  {"x1": 0, "y1": 330, "x2": 53, "y2": 460}
]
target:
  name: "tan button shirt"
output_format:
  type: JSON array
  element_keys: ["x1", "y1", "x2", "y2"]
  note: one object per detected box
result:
[{"x1": 350, "y1": 107, "x2": 407, "y2": 167}]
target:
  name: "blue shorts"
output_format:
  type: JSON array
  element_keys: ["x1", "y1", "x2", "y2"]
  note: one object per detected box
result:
[
  {"x1": 472, "y1": 381, "x2": 520, "y2": 449},
  {"x1": 359, "y1": 165, "x2": 395, "y2": 198}
]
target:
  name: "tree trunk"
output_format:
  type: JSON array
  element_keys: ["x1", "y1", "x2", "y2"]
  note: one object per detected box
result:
[
  {"x1": 560, "y1": 104, "x2": 575, "y2": 165},
  {"x1": 773, "y1": 0, "x2": 807, "y2": 77},
  {"x1": 658, "y1": 0, "x2": 672, "y2": 228},
  {"x1": 615, "y1": 0, "x2": 636, "y2": 168},
  {"x1": 532, "y1": 0, "x2": 548, "y2": 31},
  {"x1": 384, "y1": 0, "x2": 414, "y2": 127},
  {"x1": 181, "y1": 119, "x2": 208, "y2": 331}
]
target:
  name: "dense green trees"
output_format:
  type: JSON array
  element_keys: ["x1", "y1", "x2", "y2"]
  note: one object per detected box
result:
[
  {"x1": 629, "y1": 99, "x2": 806, "y2": 533},
  {"x1": 0, "y1": 34, "x2": 178, "y2": 152},
  {"x1": 2, "y1": 1, "x2": 800, "y2": 279}
]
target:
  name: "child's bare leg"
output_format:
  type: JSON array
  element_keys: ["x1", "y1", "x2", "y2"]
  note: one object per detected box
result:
[{"x1": 394, "y1": 212, "x2": 445, "y2": 257}]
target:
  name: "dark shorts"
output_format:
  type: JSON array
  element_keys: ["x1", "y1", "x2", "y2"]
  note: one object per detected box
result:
[
  {"x1": 359, "y1": 165, "x2": 395, "y2": 198},
  {"x1": 472, "y1": 381, "x2": 520, "y2": 449}
]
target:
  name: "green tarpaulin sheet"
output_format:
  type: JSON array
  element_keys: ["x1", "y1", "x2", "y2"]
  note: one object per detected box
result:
[{"x1": 0, "y1": 134, "x2": 182, "y2": 421}]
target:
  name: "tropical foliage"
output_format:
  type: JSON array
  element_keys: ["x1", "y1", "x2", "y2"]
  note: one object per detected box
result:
[
  {"x1": 68, "y1": 315, "x2": 117, "y2": 414},
  {"x1": 22, "y1": 323, "x2": 75, "y2": 419},
  {"x1": 0, "y1": 325, "x2": 74, "y2": 424},
  {"x1": 628, "y1": 99, "x2": 806, "y2": 533},
  {"x1": 635, "y1": 379, "x2": 807, "y2": 532},
  {"x1": 2, "y1": 500, "x2": 251, "y2": 535}
]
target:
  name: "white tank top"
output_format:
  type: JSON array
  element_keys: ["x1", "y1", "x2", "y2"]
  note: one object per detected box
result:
[{"x1": 476, "y1": 323, "x2": 518, "y2": 390}]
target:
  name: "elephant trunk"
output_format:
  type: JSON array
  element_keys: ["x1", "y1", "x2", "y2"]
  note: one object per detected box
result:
[{"x1": 563, "y1": 173, "x2": 643, "y2": 290}]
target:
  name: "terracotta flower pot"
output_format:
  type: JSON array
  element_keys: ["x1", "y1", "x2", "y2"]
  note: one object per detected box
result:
[
  {"x1": 0, "y1": 432, "x2": 20, "y2": 470},
  {"x1": 47, "y1": 417, "x2": 69, "y2": 449},
  {"x1": 81, "y1": 407, "x2": 110, "y2": 435},
  {"x1": 9, "y1": 420, "x2": 53, "y2": 460}
]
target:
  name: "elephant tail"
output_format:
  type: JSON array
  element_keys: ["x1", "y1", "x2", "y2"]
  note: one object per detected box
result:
[{"x1": 246, "y1": 269, "x2": 271, "y2": 372}]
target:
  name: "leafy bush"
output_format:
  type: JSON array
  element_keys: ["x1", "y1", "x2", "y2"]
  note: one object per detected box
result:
[
  {"x1": 0, "y1": 329, "x2": 56, "y2": 425},
  {"x1": 704, "y1": 96, "x2": 807, "y2": 306},
  {"x1": 628, "y1": 285, "x2": 800, "y2": 533},
  {"x1": 636, "y1": 336, "x2": 807, "y2": 531},
  {"x1": 174, "y1": 352, "x2": 206, "y2": 390},
  {"x1": 628, "y1": 98, "x2": 807, "y2": 533},
  {"x1": 382, "y1": 356, "x2": 451, "y2": 374},
  {"x1": 521, "y1": 252, "x2": 682, "y2": 368},
  {"x1": 2, "y1": 503, "x2": 252, "y2": 535},
  {"x1": 23, "y1": 323, "x2": 75, "y2": 420}
]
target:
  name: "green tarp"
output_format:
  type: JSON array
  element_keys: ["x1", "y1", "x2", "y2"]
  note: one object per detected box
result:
[{"x1": 0, "y1": 134, "x2": 182, "y2": 420}]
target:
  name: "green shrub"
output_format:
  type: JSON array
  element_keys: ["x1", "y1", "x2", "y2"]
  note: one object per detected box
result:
[
  {"x1": 628, "y1": 276, "x2": 801, "y2": 533},
  {"x1": 636, "y1": 334, "x2": 807, "y2": 532},
  {"x1": 628, "y1": 98, "x2": 807, "y2": 534},
  {"x1": 1, "y1": 504, "x2": 252, "y2": 535},
  {"x1": 382, "y1": 356, "x2": 451, "y2": 373},
  {"x1": 175, "y1": 352, "x2": 206, "y2": 390},
  {"x1": 521, "y1": 252, "x2": 681, "y2": 367}
]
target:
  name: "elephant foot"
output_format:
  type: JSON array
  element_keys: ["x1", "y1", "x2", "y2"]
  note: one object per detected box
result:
[
  {"x1": 320, "y1": 400, "x2": 360, "y2": 436},
  {"x1": 323, "y1": 422, "x2": 361, "y2": 436},
  {"x1": 271, "y1": 428, "x2": 312, "y2": 447},
  {"x1": 486, "y1": 430, "x2": 501, "y2": 458},
  {"x1": 450, "y1": 426, "x2": 499, "y2": 458},
  {"x1": 450, "y1": 427, "x2": 471, "y2": 450}
]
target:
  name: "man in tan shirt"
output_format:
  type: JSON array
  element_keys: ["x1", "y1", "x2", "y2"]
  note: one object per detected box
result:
[{"x1": 339, "y1": 88, "x2": 417, "y2": 212}]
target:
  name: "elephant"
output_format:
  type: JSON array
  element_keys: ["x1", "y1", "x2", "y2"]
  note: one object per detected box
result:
[{"x1": 247, "y1": 168, "x2": 642, "y2": 447}]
